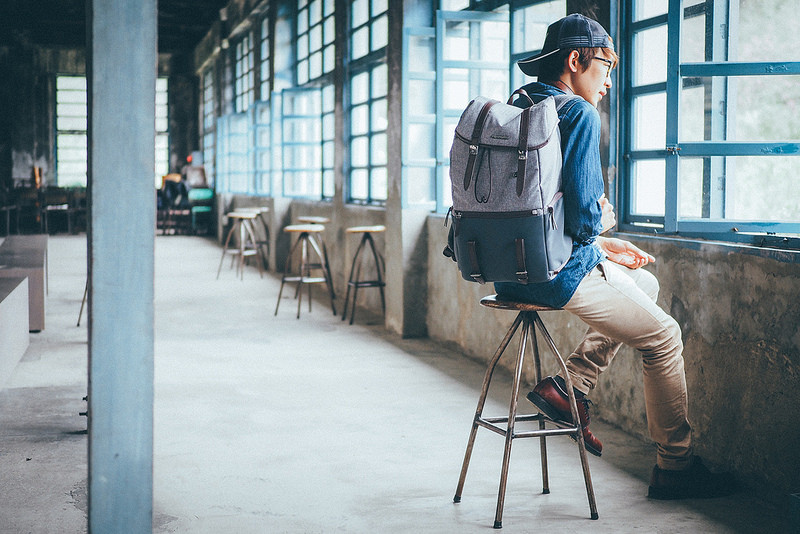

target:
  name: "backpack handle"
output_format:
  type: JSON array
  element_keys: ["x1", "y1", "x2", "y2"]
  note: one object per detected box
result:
[
  {"x1": 507, "y1": 89, "x2": 534, "y2": 107},
  {"x1": 464, "y1": 99, "x2": 497, "y2": 191}
]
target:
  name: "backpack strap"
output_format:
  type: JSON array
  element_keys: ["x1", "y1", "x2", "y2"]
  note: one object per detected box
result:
[
  {"x1": 516, "y1": 107, "x2": 531, "y2": 196},
  {"x1": 466, "y1": 240, "x2": 485, "y2": 284},
  {"x1": 514, "y1": 238, "x2": 528, "y2": 284},
  {"x1": 553, "y1": 93, "x2": 582, "y2": 113},
  {"x1": 464, "y1": 100, "x2": 497, "y2": 191}
]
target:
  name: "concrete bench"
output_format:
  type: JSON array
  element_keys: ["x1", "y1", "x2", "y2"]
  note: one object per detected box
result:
[
  {"x1": 0, "y1": 235, "x2": 47, "y2": 332},
  {"x1": 0, "y1": 277, "x2": 29, "y2": 388}
]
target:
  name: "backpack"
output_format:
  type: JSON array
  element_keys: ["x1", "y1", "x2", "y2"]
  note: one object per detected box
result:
[{"x1": 444, "y1": 90, "x2": 578, "y2": 285}]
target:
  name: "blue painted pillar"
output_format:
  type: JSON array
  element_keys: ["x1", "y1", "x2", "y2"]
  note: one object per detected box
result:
[{"x1": 87, "y1": 1, "x2": 156, "y2": 532}]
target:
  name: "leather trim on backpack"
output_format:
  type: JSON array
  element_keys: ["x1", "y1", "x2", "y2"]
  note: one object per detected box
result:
[{"x1": 464, "y1": 100, "x2": 496, "y2": 191}]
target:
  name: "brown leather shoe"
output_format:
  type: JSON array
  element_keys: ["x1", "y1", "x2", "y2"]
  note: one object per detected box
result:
[
  {"x1": 526, "y1": 376, "x2": 603, "y2": 457},
  {"x1": 648, "y1": 456, "x2": 737, "y2": 500}
]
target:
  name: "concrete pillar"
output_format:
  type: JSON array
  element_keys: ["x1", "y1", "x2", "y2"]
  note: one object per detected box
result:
[{"x1": 86, "y1": 1, "x2": 156, "y2": 532}]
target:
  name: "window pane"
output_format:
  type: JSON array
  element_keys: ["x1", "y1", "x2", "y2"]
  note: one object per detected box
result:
[
  {"x1": 372, "y1": 0, "x2": 387, "y2": 17},
  {"x1": 351, "y1": 169, "x2": 369, "y2": 200},
  {"x1": 371, "y1": 63, "x2": 387, "y2": 99},
  {"x1": 443, "y1": 69, "x2": 470, "y2": 111},
  {"x1": 737, "y1": 0, "x2": 800, "y2": 62},
  {"x1": 371, "y1": 98, "x2": 387, "y2": 131},
  {"x1": 728, "y1": 156, "x2": 800, "y2": 221},
  {"x1": 352, "y1": 0, "x2": 368, "y2": 27},
  {"x1": 408, "y1": 124, "x2": 435, "y2": 159},
  {"x1": 351, "y1": 136, "x2": 369, "y2": 166},
  {"x1": 679, "y1": 82, "x2": 704, "y2": 142},
  {"x1": 351, "y1": 72, "x2": 369, "y2": 104},
  {"x1": 441, "y1": 0, "x2": 468, "y2": 10},
  {"x1": 444, "y1": 22, "x2": 470, "y2": 61},
  {"x1": 633, "y1": 25, "x2": 667, "y2": 86},
  {"x1": 512, "y1": 1, "x2": 565, "y2": 54},
  {"x1": 405, "y1": 167, "x2": 435, "y2": 204},
  {"x1": 351, "y1": 105, "x2": 369, "y2": 135},
  {"x1": 632, "y1": 93, "x2": 666, "y2": 150},
  {"x1": 680, "y1": 11, "x2": 706, "y2": 63},
  {"x1": 408, "y1": 35, "x2": 434, "y2": 72},
  {"x1": 481, "y1": 22, "x2": 508, "y2": 60},
  {"x1": 371, "y1": 133, "x2": 387, "y2": 165},
  {"x1": 370, "y1": 167, "x2": 387, "y2": 201},
  {"x1": 371, "y1": 15, "x2": 388, "y2": 51},
  {"x1": 678, "y1": 157, "x2": 704, "y2": 218},
  {"x1": 634, "y1": 0, "x2": 667, "y2": 21},
  {"x1": 631, "y1": 159, "x2": 666, "y2": 216},
  {"x1": 352, "y1": 27, "x2": 369, "y2": 59},
  {"x1": 408, "y1": 79, "x2": 434, "y2": 114}
]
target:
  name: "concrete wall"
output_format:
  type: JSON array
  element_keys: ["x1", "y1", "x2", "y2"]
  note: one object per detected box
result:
[{"x1": 427, "y1": 215, "x2": 800, "y2": 497}]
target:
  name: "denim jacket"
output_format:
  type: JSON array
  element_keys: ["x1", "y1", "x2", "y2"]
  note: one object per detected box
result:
[{"x1": 495, "y1": 82, "x2": 605, "y2": 308}]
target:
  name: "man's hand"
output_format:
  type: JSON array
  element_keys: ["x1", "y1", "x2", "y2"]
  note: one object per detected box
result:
[
  {"x1": 599, "y1": 194, "x2": 616, "y2": 234},
  {"x1": 596, "y1": 236, "x2": 655, "y2": 269}
]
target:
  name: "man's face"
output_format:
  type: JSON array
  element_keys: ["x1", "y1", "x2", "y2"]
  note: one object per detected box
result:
[{"x1": 570, "y1": 50, "x2": 614, "y2": 107}]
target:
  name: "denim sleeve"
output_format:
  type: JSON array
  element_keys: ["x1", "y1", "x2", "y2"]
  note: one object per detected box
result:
[{"x1": 559, "y1": 101, "x2": 605, "y2": 244}]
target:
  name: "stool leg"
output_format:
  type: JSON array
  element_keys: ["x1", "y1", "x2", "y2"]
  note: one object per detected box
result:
[
  {"x1": 306, "y1": 233, "x2": 337, "y2": 316},
  {"x1": 216, "y1": 220, "x2": 238, "y2": 279},
  {"x1": 348, "y1": 237, "x2": 368, "y2": 325},
  {"x1": 342, "y1": 234, "x2": 367, "y2": 322},
  {"x1": 533, "y1": 313, "x2": 599, "y2": 520},
  {"x1": 493, "y1": 313, "x2": 531, "y2": 529},
  {"x1": 454, "y1": 313, "x2": 524, "y2": 504},
  {"x1": 275, "y1": 232, "x2": 304, "y2": 316},
  {"x1": 366, "y1": 234, "x2": 387, "y2": 317},
  {"x1": 529, "y1": 320, "x2": 550, "y2": 494},
  {"x1": 243, "y1": 219, "x2": 264, "y2": 278},
  {"x1": 297, "y1": 235, "x2": 309, "y2": 319}
]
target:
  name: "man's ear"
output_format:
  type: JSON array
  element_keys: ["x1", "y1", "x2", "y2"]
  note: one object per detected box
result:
[{"x1": 566, "y1": 50, "x2": 581, "y2": 73}]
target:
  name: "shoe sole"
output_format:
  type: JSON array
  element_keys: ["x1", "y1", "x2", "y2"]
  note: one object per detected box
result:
[{"x1": 526, "y1": 390, "x2": 602, "y2": 457}]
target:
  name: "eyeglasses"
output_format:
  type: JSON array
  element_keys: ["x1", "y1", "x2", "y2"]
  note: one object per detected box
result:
[{"x1": 592, "y1": 56, "x2": 614, "y2": 78}]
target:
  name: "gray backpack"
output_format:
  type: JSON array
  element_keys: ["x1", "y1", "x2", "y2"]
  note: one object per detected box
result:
[{"x1": 444, "y1": 90, "x2": 578, "y2": 284}]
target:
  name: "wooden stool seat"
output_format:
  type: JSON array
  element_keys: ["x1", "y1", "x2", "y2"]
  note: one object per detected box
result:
[
  {"x1": 454, "y1": 295, "x2": 598, "y2": 528},
  {"x1": 295, "y1": 216, "x2": 329, "y2": 225},
  {"x1": 341, "y1": 225, "x2": 386, "y2": 324},
  {"x1": 275, "y1": 223, "x2": 336, "y2": 319},
  {"x1": 235, "y1": 208, "x2": 271, "y2": 269},
  {"x1": 345, "y1": 224, "x2": 385, "y2": 234}
]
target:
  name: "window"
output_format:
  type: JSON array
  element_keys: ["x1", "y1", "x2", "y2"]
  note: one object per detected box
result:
[
  {"x1": 260, "y1": 17, "x2": 272, "y2": 98},
  {"x1": 433, "y1": 9, "x2": 510, "y2": 211},
  {"x1": 235, "y1": 31, "x2": 255, "y2": 112},
  {"x1": 55, "y1": 76, "x2": 87, "y2": 187},
  {"x1": 349, "y1": 65, "x2": 387, "y2": 203},
  {"x1": 155, "y1": 77, "x2": 169, "y2": 187},
  {"x1": 281, "y1": 88, "x2": 323, "y2": 197},
  {"x1": 297, "y1": 0, "x2": 335, "y2": 84},
  {"x1": 202, "y1": 68, "x2": 216, "y2": 188},
  {"x1": 350, "y1": 0, "x2": 387, "y2": 61},
  {"x1": 621, "y1": 0, "x2": 800, "y2": 246},
  {"x1": 348, "y1": 0, "x2": 389, "y2": 204}
]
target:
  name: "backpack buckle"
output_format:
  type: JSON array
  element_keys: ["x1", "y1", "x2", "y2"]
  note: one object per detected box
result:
[
  {"x1": 518, "y1": 150, "x2": 527, "y2": 160},
  {"x1": 469, "y1": 144, "x2": 479, "y2": 155}
]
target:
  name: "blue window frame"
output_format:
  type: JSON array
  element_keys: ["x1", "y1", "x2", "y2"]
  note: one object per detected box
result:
[{"x1": 621, "y1": 0, "x2": 800, "y2": 247}]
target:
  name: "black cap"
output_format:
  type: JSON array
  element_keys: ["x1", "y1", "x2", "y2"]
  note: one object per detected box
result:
[{"x1": 517, "y1": 14, "x2": 613, "y2": 76}]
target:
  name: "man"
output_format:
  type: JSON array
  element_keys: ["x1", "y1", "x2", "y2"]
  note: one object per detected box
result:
[{"x1": 495, "y1": 13, "x2": 735, "y2": 500}]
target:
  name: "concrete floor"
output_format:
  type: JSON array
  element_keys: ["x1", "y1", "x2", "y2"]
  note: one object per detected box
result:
[{"x1": 0, "y1": 235, "x2": 788, "y2": 533}]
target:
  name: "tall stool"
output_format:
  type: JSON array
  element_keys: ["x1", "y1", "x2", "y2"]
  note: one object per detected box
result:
[
  {"x1": 237, "y1": 207, "x2": 271, "y2": 270},
  {"x1": 274, "y1": 224, "x2": 337, "y2": 319},
  {"x1": 341, "y1": 225, "x2": 386, "y2": 324},
  {"x1": 295, "y1": 215, "x2": 335, "y2": 299},
  {"x1": 454, "y1": 295, "x2": 598, "y2": 528},
  {"x1": 216, "y1": 211, "x2": 264, "y2": 280}
]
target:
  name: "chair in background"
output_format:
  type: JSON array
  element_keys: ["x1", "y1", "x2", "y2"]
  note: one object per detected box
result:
[
  {"x1": 188, "y1": 188, "x2": 214, "y2": 235},
  {"x1": 14, "y1": 186, "x2": 42, "y2": 233},
  {"x1": 41, "y1": 187, "x2": 72, "y2": 234}
]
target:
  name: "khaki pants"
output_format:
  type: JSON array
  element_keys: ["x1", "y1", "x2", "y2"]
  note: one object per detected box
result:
[{"x1": 563, "y1": 261, "x2": 692, "y2": 470}]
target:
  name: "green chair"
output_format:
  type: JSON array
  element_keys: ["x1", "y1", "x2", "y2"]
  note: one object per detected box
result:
[{"x1": 188, "y1": 188, "x2": 214, "y2": 235}]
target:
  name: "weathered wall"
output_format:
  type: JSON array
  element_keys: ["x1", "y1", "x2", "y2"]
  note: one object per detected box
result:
[{"x1": 427, "y1": 216, "x2": 800, "y2": 498}]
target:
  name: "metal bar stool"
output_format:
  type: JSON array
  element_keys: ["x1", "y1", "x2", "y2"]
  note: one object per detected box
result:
[
  {"x1": 274, "y1": 224, "x2": 337, "y2": 319},
  {"x1": 216, "y1": 211, "x2": 264, "y2": 280},
  {"x1": 236, "y1": 207, "x2": 271, "y2": 271},
  {"x1": 341, "y1": 225, "x2": 386, "y2": 324},
  {"x1": 295, "y1": 216, "x2": 335, "y2": 299},
  {"x1": 454, "y1": 295, "x2": 598, "y2": 529}
]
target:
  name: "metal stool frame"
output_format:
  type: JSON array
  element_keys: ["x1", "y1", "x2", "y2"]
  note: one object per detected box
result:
[
  {"x1": 341, "y1": 227, "x2": 385, "y2": 324},
  {"x1": 454, "y1": 296, "x2": 598, "y2": 528},
  {"x1": 274, "y1": 226, "x2": 337, "y2": 319},
  {"x1": 216, "y1": 212, "x2": 264, "y2": 280}
]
